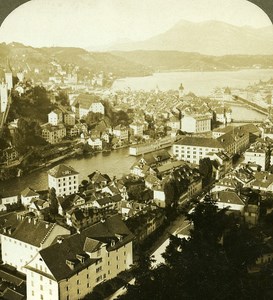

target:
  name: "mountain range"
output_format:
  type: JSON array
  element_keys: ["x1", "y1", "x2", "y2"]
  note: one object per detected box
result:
[{"x1": 109, "y1": 20, "x2": 273, "y2": 56}]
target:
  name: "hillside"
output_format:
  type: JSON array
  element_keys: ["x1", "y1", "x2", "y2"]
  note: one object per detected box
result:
[
  {"x1": 110, "y1": 20, "x2": 273, "y2": 56},
  {"x1": 0, "y1": 43, "x2": 152, "y2": 80},
  {"x1": 112, "y1": 50, "x2": 273, "y2": 72}
]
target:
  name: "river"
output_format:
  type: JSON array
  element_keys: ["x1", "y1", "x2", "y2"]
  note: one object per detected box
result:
[
  {"x1": 0, "y1": 148, "x2": 137, "y2": 196},
  {"x1": 1, "y1": 69, "x2": 273, "y2": 196}
]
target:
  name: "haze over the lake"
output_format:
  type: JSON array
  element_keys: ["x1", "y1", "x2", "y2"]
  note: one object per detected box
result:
[{"x1": 0, "y1": 0, "x2": 272, "y2": 50}]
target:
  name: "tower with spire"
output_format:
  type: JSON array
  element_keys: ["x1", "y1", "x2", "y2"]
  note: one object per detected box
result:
[{"x1": 179, "y1": 83, "x2": 185, "y2": 98}]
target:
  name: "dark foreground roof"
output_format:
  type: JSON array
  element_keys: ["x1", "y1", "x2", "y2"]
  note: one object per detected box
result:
[{"x1": 38, "y1": 214, "x2": 134, "y2": 281}]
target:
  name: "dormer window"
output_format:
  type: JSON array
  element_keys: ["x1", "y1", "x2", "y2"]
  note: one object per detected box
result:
[{"x1": 66, "y1": 259, "x2": 76, "y2": 270}]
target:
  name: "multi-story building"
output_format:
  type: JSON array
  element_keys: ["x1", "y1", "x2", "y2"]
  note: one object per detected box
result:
[
  {"x1": 0, "y1": 83, "x2": 8, "y2": 113},
  {"x1": 181, "y1": 113, "x2": 211, "y2": 133},
  {"x1": 48, "y1": 109, "x2": 63, "y2": 126},
  {"x1": 64, "y1": 112, "x2": 76, "y2": 126},
  {"x1": 173, "y1": 137, "x2": 224, "y2": 164},
  {"x1": 244, "y1": 143, "x2": 271, "y2": 171},
  {"x1": 72, "y1": 94, "x2": 105, "y2": 119},
  {"x1": 25, "y1": 215, "x2": 134, "y2": 300},
  {"x1": 48, "y1": 164, "x2": 79, "y2": 197},
  {"x1": 113, "y1": 125, "x2": 129, "y2": 141},
  {"x1": 129, "y1": 122, "x2": 144, "y2": 137},
  {"x1": 0, "y1": 216, "x2": 70, "y2": 273},
  {"x1": 5, "y1": 73, "x2": 13, "y2": 90},
  {"x1": 41, "y1": 123, "x2": 66, "y2": 144}
]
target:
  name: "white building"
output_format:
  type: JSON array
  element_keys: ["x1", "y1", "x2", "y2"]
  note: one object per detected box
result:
[
  {"x1": 129, "y1": 122, "x2": 144, "y2": 136},
  {"x1": 1, "y1": 217, "x2": 70, "y2": 273},
  {"x1": 48, "y1": 164, "x2": 79, "y2": 197},
  {"x1": 72, "y1": 94, "x2": 105, "y2": 119},
  {"x1": 244, "y1": 144, "x2": 270, "y2": 171},
  {"x1": 5, "y1": 73, "x2": 13, "y2": 90},
  {"x1": 113, "y1": 125, "x2": 129, "y2": 141},
  {"x1": 21, "y1": 187, "x2": 40, "y2": 207},
  {"x1": 173, "y1": 136, "x2": 224, "y2": 164},
  {"x1": 25, "y1": 215, "x2": 133, "y2": 300},
  {"x1": 0, "y1": 83, "x2": 8, "y2": 113},
  {"x1": 181, "y1": 113, "x2": 211, "y2": 133},
  {"x1": 48, "y1": 109, "x2": 63, "y2": 126}
]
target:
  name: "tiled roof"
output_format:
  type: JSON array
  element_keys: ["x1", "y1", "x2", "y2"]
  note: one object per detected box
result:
[
  {"x1": 5, "y1": 218, "x2": 61, "y2": 247},
  {"x1": 38, "y1": 215, "x2": 134, "y2": 281},
  {"x1": 175, "y1": 137, "x2": 223, "y2": 148},
  {"x1": 21, "y1": 187, "x2": 39, "y2": 198},
  {"x1": 72, "y1": 93, "x2": 101, "y2": 109},
  {"x1": 213, "y1": 191, "x2": 245, "y2": 206},
  {"x1": 252, "y1": 172, "x2": 273, "y2": 188},
  {"x1": 48, "y1": 164, "x2": 79, "y2": 178},
  {"x1": 83, "y1": 238, "x2": 102, "y2": 253}
]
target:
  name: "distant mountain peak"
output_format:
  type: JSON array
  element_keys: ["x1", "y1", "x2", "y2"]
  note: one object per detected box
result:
[{"x1": 109, "y1": 19, "x2": 273, "y2": 55}]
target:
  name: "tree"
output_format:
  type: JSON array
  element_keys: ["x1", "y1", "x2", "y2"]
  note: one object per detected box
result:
[
  {"x1": 120, "y1": 196, "x2": 266, "y2": 299},
  {"x1": 199, "y1": 157, "x2": 213, "y2": 186},
  {"x1": 48, "y1": 187, "x2": 58, "y2": 215}
]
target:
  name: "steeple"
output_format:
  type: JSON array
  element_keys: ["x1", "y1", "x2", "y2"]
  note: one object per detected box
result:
[{"x1": 179, "y1": 83, "x2": 184, "y2": 98}]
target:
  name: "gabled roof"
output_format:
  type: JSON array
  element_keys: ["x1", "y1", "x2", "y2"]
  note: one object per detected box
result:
[
  {"x1": 83, "y1": 237, "x2": 103, "y2": 253},
  {"x1": 48, "y1": 164, "x2": 79, "y2": 178},
  {"x1": 175, "y1": 136, "x2": 223, "y2": 148},
  {"x1": 213, "y1": 190, "x2": 245, "y2": 206},
  {"x1": 72, "y1": 93, "x2": 102, "y2": 109},
  {"x1": 4, "y1": 218, "x2": 58, "y2": 247},
  {"x1": 38, "y1": 215, "x2": 134, "y2": 281},
  {"x1": 88, "y1": 171, "x2": 111, "y2": 184},
  {"x1": 21, "y1": 187, "x2": 39, "y2": 198}
]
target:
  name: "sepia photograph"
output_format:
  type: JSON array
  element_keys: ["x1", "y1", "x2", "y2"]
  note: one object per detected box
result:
[{"x1": 0, "y1": 0, "x2": 272, "y2": 299}]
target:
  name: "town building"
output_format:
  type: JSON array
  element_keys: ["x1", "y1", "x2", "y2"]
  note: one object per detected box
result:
[
  {"x1": 25, "y1": 215, "x2": 133, "y2": 300},
  {"x1": 181, "y1": 113, "x2": 211, "y2": 133},
  {"x1": 0, "y1": 216, "x2": 70, "y2": 273},
  {"x1": 41, "y1": 123, "x2": 66, "y2": 144},
  {"x1": 72, "y1": 94, "x2": 105, "y2": 119},
  {"x1": 64, "y1": 112, "x2": 76, "y2": 126},
  {"x1": 173, "y1": 137, "x2": 224, "y2": 164},
  {"x1": 112, "y1": 125, "x2": 129, "y2": 141},
  {"x1": 0, "y1": 83, "x2": 8, "y2": 113},
  {"x1": 244, "y1": 142, "x2": 271, "y2": 171},
  {"x1": 21, "y1": 187, "x2": 40, "y2": 207},
  {"x1": 48, "y1": 164, "x2": 79, "y2": 197},
  {"x1": 48, "y1": 109, "x2": 63, "y2": 126},
  {"x1": 5, "y1": 73, "x2": 13, "y2": 90}
]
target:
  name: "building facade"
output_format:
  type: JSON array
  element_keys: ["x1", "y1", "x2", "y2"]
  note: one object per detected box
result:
[{"x1": 48, "y1": 164, "x2": 79, "y2": 197}]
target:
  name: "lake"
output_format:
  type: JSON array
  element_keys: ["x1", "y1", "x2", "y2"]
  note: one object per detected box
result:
[{"x1": 112, "y1": 69, "x2": 273, "y2": 96}]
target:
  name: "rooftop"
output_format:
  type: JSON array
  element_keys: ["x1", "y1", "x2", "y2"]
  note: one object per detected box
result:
[{"x1": 48, "y1": 164, "x2": 79, "y2": 178}]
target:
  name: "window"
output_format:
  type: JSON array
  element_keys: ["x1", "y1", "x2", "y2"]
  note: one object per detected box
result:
[
  {"x1": 66, "y1": 286, "x2": 69, "y2": 291},
  {"x1": 32, "y1": 291, "x2": 34, "y2": 296},
  {"x1": 77, "y1": 279, "x2": 80, "y2": 285},
  {"x1": 77, "y1": 289, "x2": 80, "y2": 295},
  {"x1": 40, "y1": 285, "x2": 43, "y2": 291}
]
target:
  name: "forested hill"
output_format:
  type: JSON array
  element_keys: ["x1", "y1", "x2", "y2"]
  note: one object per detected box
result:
[
  {"x1": 0, "y1": 42, "x2": 152, "y2": 80},
  {"x1": 0, "y1": 43, "x2": 273, "y2": 80},
  {"x1": 111, "y1": 50, "x2": 273, "y2": 72}
]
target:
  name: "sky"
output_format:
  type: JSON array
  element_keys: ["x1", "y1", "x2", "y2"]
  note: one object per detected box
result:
[{"x1": 0, "y1": 0, "x2": 272, "y2": 49}]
